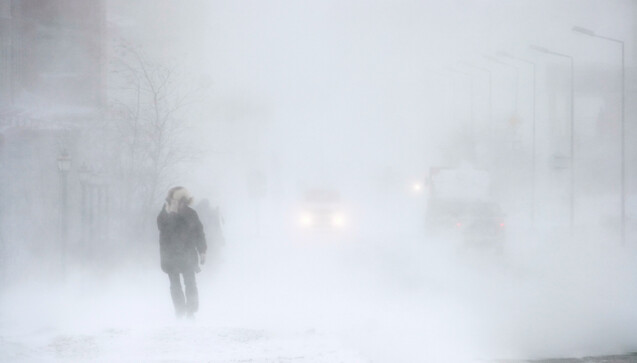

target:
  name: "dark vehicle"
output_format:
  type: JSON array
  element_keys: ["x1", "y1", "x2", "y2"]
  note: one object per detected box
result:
[
  {"x1": 424, "y1": 166, "x2": 505, "y2": 249},
  {"x1": 426, "y1": 200, "x2": 506, "y2": 248}
]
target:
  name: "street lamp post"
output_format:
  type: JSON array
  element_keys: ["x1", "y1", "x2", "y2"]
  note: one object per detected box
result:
[
  {"x1": 463, "y1": 63, "x2": 492, "y2": 126},
  {"x1": 447, "y1": 68, "x2": 476, "y2": 161},
  {"x1": 498, "y1": 52, "x2": 537, "y2": 226},
  {"x1": 462, "y1": 63, "x2": 493, "y2": 153},
  {"x1": 57, "y1": 150, "x2": 71, "y2": 275},
  {"x1": 486, "y1": 55, "x2": 520, "y2": 116},
  {"x1": 530, "y1": 45, "x2": 575, "y2": 237},
  {"x1": 78, "y1": 163, "x2": 91, "y2": 258},
  {"x1": 572, "y1": 26, "x2": 626, "y2": 245}
]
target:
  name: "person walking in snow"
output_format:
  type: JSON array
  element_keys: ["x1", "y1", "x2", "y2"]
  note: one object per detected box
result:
[{"x1": 157, "y1": 186, "x2": 207, "y2": 318}]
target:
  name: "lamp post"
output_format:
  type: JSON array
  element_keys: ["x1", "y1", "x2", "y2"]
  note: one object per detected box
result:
[
  {"x1": 57, "y1": 150, "x2": 71, "y2": 275},
  {"x1": 447, "y1": 68, "x2": 476, "y2": 161},
  {"x1": 530, "y1": 45, "x2": 575, "y2": 237},
  {"x1": 78, "y1": 163, "x2": 91, "y2": 258},
  {"x1": 462, "y1": 63, "x2": 493, "y2": 153},
  {"x1": 572, "y1": 26, "x2": 626, "y2": 245},
  {"x1": 498, "y1": 52, "x2": 537, "y2": 226},
  {"x1": 485, "y1": 55, "x2": 520, "y2": 116}
]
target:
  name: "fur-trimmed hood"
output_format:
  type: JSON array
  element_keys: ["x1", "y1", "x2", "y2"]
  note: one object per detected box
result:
[{"x1": 165, "y1": 186, "x2": 193, "y2": 213}]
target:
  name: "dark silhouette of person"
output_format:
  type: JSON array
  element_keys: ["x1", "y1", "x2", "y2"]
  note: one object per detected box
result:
[
  {"x1": 195, "y1": 199, "x2": 225, "y2": 265},
  {"x1": 157, "y1": 186, "x2": 206, "y2": 318}
]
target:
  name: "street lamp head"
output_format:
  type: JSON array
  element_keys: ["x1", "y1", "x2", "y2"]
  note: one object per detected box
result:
[
  {"x1": 572, "y1": 26, "x2": 596, "y2": 37},
  {"x1": 484, "y1": 54, "x2": 511, "y2": 67},
  {"x1": 530, "y1": 45, "x2": 573, "y2": 60},
  {"x1": 57, "y1": 149, "x2": 71, "y2": 173},
  {"x1": 529, "y1": 45, "x2": 550, "y2": 54},
  {"x1": 78, "y1": 163, "x2": 91, "y2": 183}
]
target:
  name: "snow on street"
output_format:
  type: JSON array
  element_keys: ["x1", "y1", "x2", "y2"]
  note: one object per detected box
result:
[
  {"x1": 1, "y1": 323, "x2": 366, "y2": 362},
  {"x1": 1, "y1": 232, "x2": 637, "y2": 362}
]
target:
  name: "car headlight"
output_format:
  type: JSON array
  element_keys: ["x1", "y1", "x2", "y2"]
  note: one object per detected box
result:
[
  {"x1": 300, "y1": 213, "x2": 313, "y2": 227},
  {"x1": 331, "y1": 214, "x2": 345, "y2": 227}
]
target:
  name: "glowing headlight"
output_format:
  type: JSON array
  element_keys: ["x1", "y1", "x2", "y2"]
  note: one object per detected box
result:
[
  {"x1": 331, "y1": 214, "x2": 345, "y2": 227},
  {"x1": 412, "y1": 183, "x2": 423, "y2": 192},
  {"x1": 300, "y1": 213, "x2": 313, "y2": 227}
]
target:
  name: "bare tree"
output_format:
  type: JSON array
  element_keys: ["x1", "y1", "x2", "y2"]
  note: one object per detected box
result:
[{"x1": 107, "y1": 41, "x2": 202, "y2": 240}]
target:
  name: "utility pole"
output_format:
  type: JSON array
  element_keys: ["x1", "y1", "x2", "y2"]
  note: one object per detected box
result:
[
  {"x1": 531, "y1": 45, "x2": 575, "y2": 237},
  {"x1": 573, "y1": 26, "x2": 626, "y2": 245}
]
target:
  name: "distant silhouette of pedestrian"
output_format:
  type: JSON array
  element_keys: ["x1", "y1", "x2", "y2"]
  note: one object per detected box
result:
[{"x1": 195, "y1": 199, "x2": 225, "y2": 267}]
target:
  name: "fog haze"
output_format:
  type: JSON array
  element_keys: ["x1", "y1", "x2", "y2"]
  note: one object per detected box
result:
[{"x1": 1, "y1": 1, "x2": 636, "y2": 362}]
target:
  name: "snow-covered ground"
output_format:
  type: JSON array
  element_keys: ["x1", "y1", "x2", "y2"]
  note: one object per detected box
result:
[
  {"x1": 2, "y1": 230, "x2": 637, "y2": 362},
  {"x1": 1, "y1": 323, "x2": 366, "y2": 362}
]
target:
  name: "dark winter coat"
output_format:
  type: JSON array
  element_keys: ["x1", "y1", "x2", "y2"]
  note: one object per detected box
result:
[{"x1": 157, "y1": 205, "x2": 207, "y2": 274}]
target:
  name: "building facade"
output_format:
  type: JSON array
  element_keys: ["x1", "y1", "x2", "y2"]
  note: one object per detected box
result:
[{"x1": 0, "y1": 0, "x2": 106, "y2": 278}]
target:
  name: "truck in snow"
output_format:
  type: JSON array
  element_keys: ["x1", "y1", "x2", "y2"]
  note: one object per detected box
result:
[{"x1": 425, "y1": 166, "x2": 505, "y2": 248}]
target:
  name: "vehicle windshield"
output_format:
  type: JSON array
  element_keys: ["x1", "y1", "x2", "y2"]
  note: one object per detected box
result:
[
  {"x1": 304, "y1": 189, "x2": 340, "y2": 204},
  {"x1": 465, "y1": 203, "x2": 501, "y2": 217},
  {"x1": 430, "y1": 200, "x2": 502, "y2": 218}
]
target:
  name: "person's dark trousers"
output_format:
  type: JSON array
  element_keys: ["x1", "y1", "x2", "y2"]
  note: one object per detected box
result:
[{"x1": 167, "y1": 270, "x2": 199, "y2": 317}]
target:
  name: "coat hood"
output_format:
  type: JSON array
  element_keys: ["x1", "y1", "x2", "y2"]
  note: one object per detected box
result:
[{"x1": 165, "y1": 187, "x2": 193, "y2": 213}]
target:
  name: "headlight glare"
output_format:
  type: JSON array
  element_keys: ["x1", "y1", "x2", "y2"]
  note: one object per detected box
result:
[
  {"x1": 300, "y1": 213, "x2": 313, "y2": 227},
  {"x1": 331, "y1": 214, "x2": 345, "y2": 227}
]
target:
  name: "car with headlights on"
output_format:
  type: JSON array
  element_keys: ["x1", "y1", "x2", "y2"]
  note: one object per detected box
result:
[{"x1": 297, "y1": 188, "x2": 347, "y2": 232}]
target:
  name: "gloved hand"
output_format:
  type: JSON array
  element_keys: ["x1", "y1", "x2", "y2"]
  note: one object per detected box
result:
[{"x1": 199, "y1": 253, "x2": 206, "y2": 265}]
